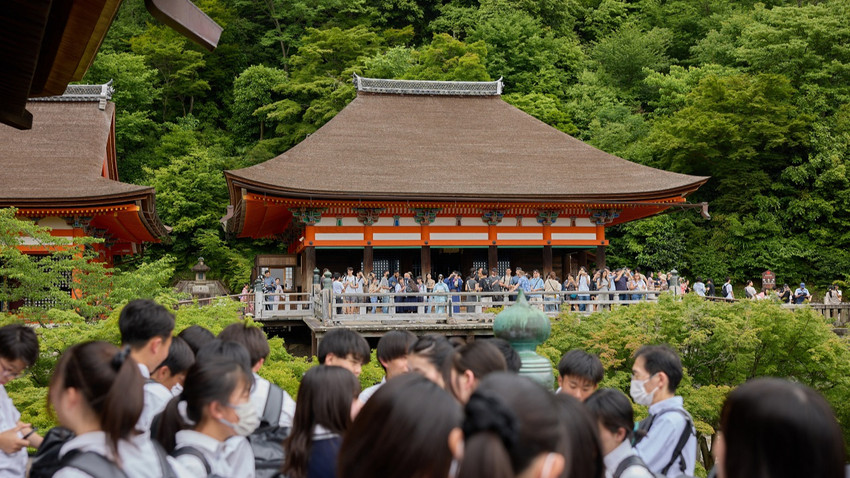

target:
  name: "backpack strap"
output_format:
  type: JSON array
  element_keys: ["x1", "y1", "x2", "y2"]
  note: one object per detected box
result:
[
  {"x1": 151, "y1": 439, "x2": 177, "y2": 478},
  {"x1": 62, "y1": 450, "x2": 130, "y2": 478},
  {"x1": 172, "y1": 446, "x2": 212, "y2": 475},
  {"x1": 656, "y1": 409, "x2": 695, "y2": 475},
  {"x1": 263, "y1": 383, "x2": 284, "y2": 427},
  {"x1": 613, "y1": 455, "x2": 650, "y2": 478}
]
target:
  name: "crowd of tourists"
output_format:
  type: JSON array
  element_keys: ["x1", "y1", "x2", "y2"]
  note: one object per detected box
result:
[{"x1": 1, "y1": 299, "x2": 846, "y2": 477}]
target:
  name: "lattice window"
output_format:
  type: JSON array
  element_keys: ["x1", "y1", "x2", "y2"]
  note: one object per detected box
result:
[
  {"x1": 370, "y1": 259, "x2": 400, "y2": 278},
  {"x1": 472, "y1": 259, "x2": 488, "y2": 274},
  {"x1": 25, "y1": 255, "x2": 72, "y2": 308}
]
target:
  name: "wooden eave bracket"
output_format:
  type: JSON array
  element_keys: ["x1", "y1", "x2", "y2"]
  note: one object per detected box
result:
[{"x1": 144, "y1": 0, "x2": 223, "y2": 51}]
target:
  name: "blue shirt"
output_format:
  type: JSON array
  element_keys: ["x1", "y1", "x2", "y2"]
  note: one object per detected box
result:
[
  {"x1": 635, "y1": 396, "x2": 696, "y2": 477},
  {"x1": 529, "y1": 277, "x2": 544, "y2": 297},
  {"x1": 517, "y1": 276, "x2": 531, "y2": 293}
]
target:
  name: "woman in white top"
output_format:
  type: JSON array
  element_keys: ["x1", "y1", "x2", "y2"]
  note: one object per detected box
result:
[
  {"x1": 50, "y1": 341, "x2": 191, "y2": 478},
  {"x1": 584, "y1": 389, "x2": 654, "y2": 478},
  {"x1": 155, "y1": 343, "x2": 258, "y2": 478}
]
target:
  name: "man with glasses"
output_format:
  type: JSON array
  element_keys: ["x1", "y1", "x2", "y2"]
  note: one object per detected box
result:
[{"x1": 0, "y1": 324, "x2": 42, "y2": 474}]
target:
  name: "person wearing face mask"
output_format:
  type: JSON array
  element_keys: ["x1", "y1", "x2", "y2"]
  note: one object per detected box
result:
[
  {"x1": 150, "y1": 337, "x2": 194, "y2": 401},
  {"x1": 156, "y1": 340, "x2": 259, "y2": 477},
  {"x1": 630, "y1": 345, "x2": 696, "y2": 477}
]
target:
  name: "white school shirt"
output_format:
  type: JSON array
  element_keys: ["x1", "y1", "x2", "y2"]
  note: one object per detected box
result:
[
  {"x1": 0, "y1": 385, "x2": 27, "y2": 478},
  {"x1": 54, "y1": 431, "x2": 193, "y2": 478},
  {"x1": 223, "y1": 436, "x2": 256, "y2": 478},
  {"x1": 250, "y1": 373, "x2": 296, "y2": 428},
  {"x1": 604, "y1": 440, "x2": 655, "y2": 478},
  {"x1": 174, "y1": 430, "x2": 237, "y2": 477},
  {"x1": 358, "y1": 377, "x2": 386, "y2": 403},
  {"x1": 634, "y1": 396, "x2": 696, "y2": 477},
  {"x1": 137, "y1": 363, "x2": 170, "y2": 433}
]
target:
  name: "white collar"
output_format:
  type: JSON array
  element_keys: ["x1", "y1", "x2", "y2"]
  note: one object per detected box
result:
[
  {"x1": 604, "y1": 440, "x2": 637, "y2": 474},
  {"x1": 176, "y1": 430, "x2": 229, "y2": 454},
  {"x1": 137, "y1": 362, "x2": 151, "y2": 379}
]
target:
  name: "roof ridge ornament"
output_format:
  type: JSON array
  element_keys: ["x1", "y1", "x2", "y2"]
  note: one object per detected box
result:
[
  {"x1": 30, "y1": 80, "x2": 114, "y2": 110},
  {"x1": 352, "y1": 74, "x2": 503, "y2": 96}
]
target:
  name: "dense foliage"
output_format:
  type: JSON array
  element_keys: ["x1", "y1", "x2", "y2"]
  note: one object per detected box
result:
[{"x1": 79, "y1": 0, "x2": 850, "y2": 291}]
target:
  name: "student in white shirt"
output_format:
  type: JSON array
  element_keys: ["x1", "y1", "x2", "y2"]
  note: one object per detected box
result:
[
  {"x1": 359, "y1": 330, "x2": 417, "y2": 403},
  {"x1": 156, "y1": 340, "x2": 258, "y2": 478},
  {"x1": 218, "y1": 323, "x2": 296, "y2": 427},
  {"x1": 119, "y1": 299, "x2": 175, "y2": 432},
  {"x1": 448, "y1": 340, "x2": 507, "y2": 404},
  {"x1": 0, "y1": 324, "x2": 43, "y2": 476},
  {"x1": 585, "y1": 389, "x2": 655, "y2": 478},
  {"x1": 50, "y1": 341, "x2": 190, "y2": 478},
  {"x1": 149, "y1": 337, "x2": 194, "y2": 411}
]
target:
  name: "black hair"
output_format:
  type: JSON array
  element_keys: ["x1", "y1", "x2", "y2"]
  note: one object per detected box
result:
[
  {"x1": 633, "y1": 345, "x2": 683, "y2": 393},
  {"x1": 409, "y1": 334, "x2": 455, "y2": 387},
  {"x1": 375, "y1": 330, "x2": 417, "y2": 373},
  {"x1": 177, "y1": 325, "x2": 215, "y2": 355},
  {"x1": 557, "y1": 350, "x2": 604, "y2": 384},
  {"x1": 195, "y1": 339, "x2": 254, "y2": 373},
  {"x1": 696, "y1": 276, "x2": 703, "y2": 282},
  {"x1": 450, "y1": 341, "x2": 507, "y2": 401},
  {"x1": 50, "y1": 342, "x2": 143, "y2": 462},
  {"x1": 584, "y1": 388, "x2": 634, "y2": 441},
  {"x1": 486, "y1": 339, "x2": 521, "y2": 373},
  {"x1": 153, "y1": 336, "x2": 194, "y2": 376},
  {"x1": 218, "y1": 322, "x2": 270, "y2": 366},
  {"x1": 339, "y1": 374, "x2": 462, "y2": 478},
  {"x1": 0, "y1": 324, "x2": 39, "y2": 366},
  {"x1": 554, "y1": 393, "x2": 604, "y2": 478},
  {"x1": 317, "y1": 328, "x2": 370, "y2": 365},
  {"x1": 118, "y1": 299, "x2": 175, "y2": 349},
  {"x1": 720, "y1": 378, "x2": 845, "y2": 478},
  {"x1": 458, "y1": 373, "x2": 567, "y2": 478},
  {"x1": 283, "y1": 366, "x2": 360, "y2": 478},
  {"x1": 156, "y1": 355, "x2": 254, "y2": 452}
]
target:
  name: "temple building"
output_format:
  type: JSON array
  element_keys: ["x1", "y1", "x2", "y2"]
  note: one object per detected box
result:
[
  {"x1": 224, "y1": 76, "x2": 708, "y2": 292},
  {"x1": 0, "y1": 83, "x2": 168, "y2": 267}
]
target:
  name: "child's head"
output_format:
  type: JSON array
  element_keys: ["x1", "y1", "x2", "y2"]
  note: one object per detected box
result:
[
  {"x1": 156, "y1": 354, "x2": 255, "y2": 451},
  {"x1": 151, "y1": 336, "x2": 194, "y2": 392},
  {"x1": 450, "y1": 340, "x2": 507, "y2": 403},
  {"x1": 49, "y1": 342, "x2": 143, "y2": 458},
  {"x1": 317, "y1": 329, "x2": 370, "y2": 377},
  {"x1": 118, "y1": 299, "x2": 174, "y2": 370},
  {"x1": 375, "y1": 331, "x2": 417, "y2": 380},
  {"x1": 584, "y1": 388, "x2": 634, "y2": 455},
  {"x1": 459, "y1": 373, "x2": 567, "y2": 478},
  {"x1": 486, "y1": 338, "x2": 521, "y2": 373},
  {"x1": 408, "y1": 334, "x2": 454, "y2": 389},
  {"x1": 339, "y1": 373, "x2": 462, "y2": 478},
  {"x1": 177, "y1": 325, "x2": 215, "y2": 355},
  {"x1": 0, "y1": 324, "x2": 38, "y2": 386},
  {"x1": 195, "y1": 339, "x2": 253, "y2": 371},
  {"x1": 218, "y1": 322, "x2": 270, "y2": 371},
  {"x1": 557, "y1": 350, "x2": 604, "y2": 402},
  {"x1": 553, "y1": 393, "x2": 604, "y2": 478}
]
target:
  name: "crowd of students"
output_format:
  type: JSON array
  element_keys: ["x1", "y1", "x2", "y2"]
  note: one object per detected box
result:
[{"x1": 0, "y1": 300, "x2": 847, "y2": 477}]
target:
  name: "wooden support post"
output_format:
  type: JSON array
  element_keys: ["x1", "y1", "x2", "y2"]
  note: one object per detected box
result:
[
  {"x1": 489, "y1": 245, "x2": 498, "y2": 272},
  {"x1": 302, "y1": 246, "x2": 316, "y2": 292},
  {"x1": 363, "y1": 245, "x2": 374, "y2": 277},
  {"x1": 421, "y1": 245, "x2": 431, "y2": 278},
  {"x1": 577, "y1": 250, "x2": 588, "y2": 270},
  {"x1": 596, "y1": 245, "x2": 606, "y2": 270},
  {"x1": 561, "y1": 251, "x2": 569, "y2": 278},
  {"x1": 543, "y1": 245, "x2": 553, "y2": 277}
]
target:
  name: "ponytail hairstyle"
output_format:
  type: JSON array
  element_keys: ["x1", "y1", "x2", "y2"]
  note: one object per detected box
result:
[
  {"x1": 339, "y1": 373, "x2": 462, "y2": 478},
  {"x1": 449, "y1": 340, "x2": 507, "y2": 402},
  {"x1": 49, "y1": 341, "x2": 144, "y2": 462},
  {"x1": 458, "y1": 373, "x2": 567, "y2": 478},
  {"x1": 156, "y1": 342, "x2": 254, "y2": 452},
  {"x1": 554, "y1": 393, "x2": 604, "y2": 478},
  {"x1": 283, "y1": 365, "x2": 360, "y2": 478}
]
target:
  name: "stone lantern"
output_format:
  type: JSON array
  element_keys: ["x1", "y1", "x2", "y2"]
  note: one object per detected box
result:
[
  {"x1": 493, "y1": 290, "x2": 554, "y2": 389},
  {"x1": 192, "y1": 257, "x2": 209, "y2": 281},
  {"x1": 669, "y1": 269, "x2": 680, "y2": 296}
]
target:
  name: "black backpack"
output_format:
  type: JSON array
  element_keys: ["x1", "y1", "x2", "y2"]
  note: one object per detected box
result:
[
  {"x1": 30, "y1": 426, "x2": 177, "y2": 478},
  {"x1": 248, "y1": 383, "x2": 291, "y2": 478},
  {"x1": 613, "y1": 455, "x2": 665, "y2": 478},
  {"x1": 632, "y1": 409, "x2": 695, "y2": 476},
  {"x1": 172, "y1": 446, "x2": 226, "y2": 478}
]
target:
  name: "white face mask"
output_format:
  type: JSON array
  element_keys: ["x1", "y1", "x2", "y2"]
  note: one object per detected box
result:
[
  {"x1": 630, "y1": 375, "x2": 658, "y2": 406},
  {"x1": 219, "y1": 402, "x2": 261, "y2": 436},
  {"x1": 171, "y1": 383, "x2": 183, "y2": 397}
]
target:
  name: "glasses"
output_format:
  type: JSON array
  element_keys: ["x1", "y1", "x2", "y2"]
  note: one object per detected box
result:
[{"x1": 0, "y1": 358, "x2": 25, "y2": 379}]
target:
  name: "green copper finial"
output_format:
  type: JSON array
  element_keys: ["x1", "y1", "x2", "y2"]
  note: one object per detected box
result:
[{"x1": 493, "y1": 290, "x2": 554, "y2": 389}]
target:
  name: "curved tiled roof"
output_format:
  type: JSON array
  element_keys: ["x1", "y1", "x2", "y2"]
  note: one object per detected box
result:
[{"x1": 226, "y1": 78, "x2": 707, "y2": 203}]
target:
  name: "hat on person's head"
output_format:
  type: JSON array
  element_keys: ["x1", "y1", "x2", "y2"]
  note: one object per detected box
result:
[{"x1": 800, "y1": 282, "x2": 806, "y2": 288}]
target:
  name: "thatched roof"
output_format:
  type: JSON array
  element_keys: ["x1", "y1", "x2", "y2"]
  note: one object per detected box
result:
[{"x1": 226, "y1": 77, "x2": 707, "y2": 203}]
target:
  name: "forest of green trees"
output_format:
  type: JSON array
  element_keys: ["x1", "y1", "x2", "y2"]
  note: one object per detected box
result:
[{"x1": 81, "y1": 0, "x2": 850, "y2": 291}]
